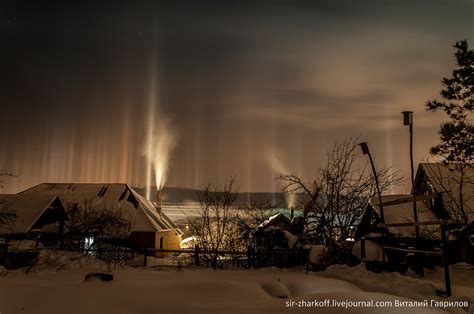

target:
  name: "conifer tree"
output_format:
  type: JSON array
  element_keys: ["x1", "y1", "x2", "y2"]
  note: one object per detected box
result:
[
  {"x1": 426, "y1": 40, "x2": 473, "y2": 226},
  {"x1": 426, "y1": 40, "x2": 473, "y2": 164}
]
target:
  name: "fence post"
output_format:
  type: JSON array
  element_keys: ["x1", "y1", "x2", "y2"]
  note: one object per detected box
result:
[
  {"x1": 247, "y1": 246, "x2": 252, "y2": 269},
  {"x1": 143, "y1": 247, "x2": 148, "y2": 267},
  {"x1": 194, "y1": 245, "x2": 200, "y2": 266},
  {"x1": 360, "y1": 237, "x2": 366, "y2": 263},
  {"x1": 35, "y1": 233, "x2": 40, "y2": 249},
  {"x1": 1, "y1": 242, "x2": 8, "y2": 266},
  {"x1": 306, "y1": 248, "x2": 310, "y2": 275},
  {"x1": 440, "y1": 225, "x2": 452, "y2": 297}
]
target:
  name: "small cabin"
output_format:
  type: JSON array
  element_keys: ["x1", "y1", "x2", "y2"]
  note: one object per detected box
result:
[{"x1": 253, "y1": 213, "x2": 293, "y2": 248}]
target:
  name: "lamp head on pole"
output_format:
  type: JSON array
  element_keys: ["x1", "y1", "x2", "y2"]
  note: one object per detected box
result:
[
  {"x1": 402, "y1": 111, "x2": 413, "y2": 126},
  {"x1": 358, "y1": 142, "x2": 370, "y2": 155}
]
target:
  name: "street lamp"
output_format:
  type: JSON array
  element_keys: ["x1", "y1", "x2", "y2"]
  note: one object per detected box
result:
[
  {"x1": 358, "y1": 142, "x2": 384, "y2": 223},
  {"x1": 402, "y1": 111, "x2": 419, "y2": 241}
]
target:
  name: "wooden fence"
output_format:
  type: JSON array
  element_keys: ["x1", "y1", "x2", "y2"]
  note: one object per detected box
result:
[
  {"x1": 361, "y1": 219, "x2": 455, "y2": 297},
  {"x1": 142, "y1": 246, "x2": 309, "y2": 269},
  {"x1": 1, "y1": 243, "x2": 310, "y2": 270}
]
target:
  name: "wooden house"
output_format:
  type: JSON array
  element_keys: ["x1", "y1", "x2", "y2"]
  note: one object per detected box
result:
[{"x1": 18, "y1": 183, "x2": 183, "y2": 253}]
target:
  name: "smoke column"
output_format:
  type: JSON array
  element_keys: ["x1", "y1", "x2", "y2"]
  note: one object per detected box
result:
[{"x1": 144, "y1": 57, "x2": 177, "y2": 200}]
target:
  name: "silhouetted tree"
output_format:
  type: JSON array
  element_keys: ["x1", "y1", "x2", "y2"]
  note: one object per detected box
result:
[
  {"x1": 0, "y1": 171, "x2": 16, "y2": 227},
  {"x1": 420, "y1": 161, "x2": 473, "y2": 227},
  {"x1": 426, "y1": 40, "x2": 473, "y2": 164},
  {"x1": 278, "y1": 137, "x2": 403, "y2": 244},
  {"x1": 188, "y1": 179, "x2": 240, "y2": 269},
  {"x1": 64, "y1": 198, "x2": 131, "y2": 249},
  {"x1": 235, "y1": 197, "x2": 280, "y2": 237},
  {"x1": 0, "y1": 200, "x2": 16, "y2": 227},
  {"x1": 0, "y1": 170, "x2": 13, "y2": 189},
  {"x1": 425, "y1": 40, "x2": 473, "y2": 224}
]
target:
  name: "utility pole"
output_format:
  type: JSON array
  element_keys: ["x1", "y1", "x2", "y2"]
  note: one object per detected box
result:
[
  {"x1": 358, "y1": 142, "x2": 384, "y2": 223},
  {"x1": 402, "y1": 111, "x2": 419, "y2": 242}
]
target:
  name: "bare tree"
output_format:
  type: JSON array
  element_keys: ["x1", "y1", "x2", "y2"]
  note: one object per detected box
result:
[
  {"x1": 235, "y1": 197, "x2": 280, "y2": 235},
  {"x1": 419, "y1": 161, "x2": 473, "y2": 227},
  {"x1": 64, "y1": 198, "x2": 131, "y2": 249},
  {"x1": 278, "y1": 137, "x2": 403, "y2": 244},
  {"x1": 188, "y1": 179, "x2": 239, "y2": 269},
  {"x1": 0, "y1": 170, "x2": 14, "y2": 189},
  {"x1": 0, "y1": 200, "x2": 16, "y2": 227},
  {"x1": 0, "y1": 171, "x2": 16, "y2": 227}
]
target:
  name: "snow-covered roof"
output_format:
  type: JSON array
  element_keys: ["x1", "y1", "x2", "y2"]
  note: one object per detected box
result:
[
  {"x1": 0, "y1": 194, "x2": 64, "y2": 234},
  {"x1": 369, "y1": 194, "x2": 440, "y2": 238},
  {"x1": 417, "y1": 163, "x2": 474, "y2": 221},
  {"x1": 255, "y1": 213, "x2": 292, "y2": 230},
  {"x1": 19, "y1": 183, "x2": 181, "y2": 234}
]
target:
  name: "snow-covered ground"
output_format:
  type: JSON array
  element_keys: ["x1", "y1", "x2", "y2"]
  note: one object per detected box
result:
[
  {"x1": 319, "y1": 263, "x2": 474, "y2": 313},
  {"x1": 0, "y1": 251, "x2": 472, "y2": 314}
]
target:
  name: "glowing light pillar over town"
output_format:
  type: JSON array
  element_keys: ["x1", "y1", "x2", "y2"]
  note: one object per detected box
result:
[
  {"x1": 266, "y1": 150, "x2": 297, "y2": 210},
  {"x1": 145, "y1": 67, "x2": 156, "y2": 202}
]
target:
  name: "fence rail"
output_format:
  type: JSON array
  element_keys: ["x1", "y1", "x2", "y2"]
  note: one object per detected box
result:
[
  {"x1": 1, "y1": 241, "x2": 310, "y2": 271},
  {"x1": 361, "y1": 221, "x2": 453, "y2": 297}
]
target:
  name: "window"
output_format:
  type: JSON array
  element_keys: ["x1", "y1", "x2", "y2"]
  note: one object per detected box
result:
[{"x1": 84, "y1": 237, "x2": 95, "y2": 252}]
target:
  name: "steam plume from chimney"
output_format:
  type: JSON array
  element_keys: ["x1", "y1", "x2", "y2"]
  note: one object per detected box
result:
[
  {"x1": 144, "y1": 117, "x2": 177, "y2": 201},
  {"x1": 143, "y1": 57, "x2": 177, "y2": 202}
]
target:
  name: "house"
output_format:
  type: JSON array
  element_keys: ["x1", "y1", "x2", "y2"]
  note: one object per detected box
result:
[
  {"x1": 253, "y1": 213, "x2": 293, "y2": 248},
  {"x1": 415, "y1": 163, "x2": 474, "y2": 262},
  {"x1": 355, "y1": 163, "x2": 474, "y2": 240},
  {"x1": 355, "y1": 194, "x2": 441, "y2": 241},
  {"x1": 18, "y1": 183, "x2": 183, "y2": 252},
  {"x1": 415, "y1": 163, "x2": 474, "y2": 223},
  {"x1": 0, "y1": 194, "x2": 67, "y2": 237},
  {"x1": 355, "y1": 162, "x2": 474, "y2": 264}
]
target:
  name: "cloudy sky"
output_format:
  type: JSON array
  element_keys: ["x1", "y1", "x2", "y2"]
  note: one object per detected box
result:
[{"x1": 1, "y1": 0, "x2": 473, "y2": 194}]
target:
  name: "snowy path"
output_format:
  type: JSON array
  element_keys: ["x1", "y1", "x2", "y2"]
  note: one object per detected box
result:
[{"x1": 0, "y1": 266, "x2": 452, "y2": 314}]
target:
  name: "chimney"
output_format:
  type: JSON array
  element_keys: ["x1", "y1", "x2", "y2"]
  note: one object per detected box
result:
[{"x1": 156, "y1": 188, "x2": 163, "y2": 214}]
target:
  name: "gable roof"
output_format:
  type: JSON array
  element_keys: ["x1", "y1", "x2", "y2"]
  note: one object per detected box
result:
[
  {"x1": 19, "y1": 183, "x2": 182, "y2": 234},
  {"x1": 416, "y1": 163, "x2": 474, "y2": 221},
  {"x1": 368, "y1": 194, "x2": 440, "y2": 238},
  {"x1": 254, "y1": 213, "x2": 292, "y2": 232},
  {"x1": 417, "y1": 163, "x2": 474, "y2": 193},
  {"x1": 0, "y1": 194, "x2": 65, "y2": 234}
]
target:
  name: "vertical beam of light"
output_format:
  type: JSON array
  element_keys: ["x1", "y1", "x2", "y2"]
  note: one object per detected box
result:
[
  {"x1": 145, "y1": 62, "x2": 157, "y2": 200},
  {"x1": 270, "y1": 104, "x2": 277, "y2": 204},
  {"x1": 119, "y1": 103, "x2": 132, "y2": 184},
  {"x1": 193, "y1": 117, "x2": 201, "y2": 189},
  {"x1": 216, "y1": 119, "x2": 224, "y2": 185},
  {"x1": 384, "y1": 103, "x2": 394, "y2": 194},
  {"x1": 244, "y1": 122, "x2": 253, "y2": 196}
]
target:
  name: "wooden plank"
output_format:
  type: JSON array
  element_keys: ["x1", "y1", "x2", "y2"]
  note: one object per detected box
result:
[
  {"x1": 377, "y1": 193, "x2": 440, "y2": 207},
  {"x1": 380, "y1": 246, "x2": 443, "y2": 256},
  {"x1": 377, "y1": 219, "x2": 455, "y2": 228},
  {"x1": 145, "y1": 248, "x2": 248, "y2": 255}
]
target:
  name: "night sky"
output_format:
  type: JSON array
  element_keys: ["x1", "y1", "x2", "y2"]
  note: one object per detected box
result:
[{"x1": 1, "y1": 1, "x2": 473, "y2": 194}]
